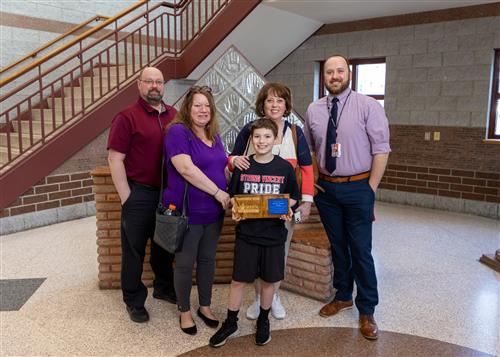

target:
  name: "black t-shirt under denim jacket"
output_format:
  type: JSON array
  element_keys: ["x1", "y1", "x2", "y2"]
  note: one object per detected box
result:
[{"x1": 228, "y1": 155, "x2": 300, "y2": 247}]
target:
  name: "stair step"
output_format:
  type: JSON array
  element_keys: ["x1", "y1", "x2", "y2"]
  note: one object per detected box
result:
[
  {"x1": 46, "y1": 97, "x2": 96, "y2": 110},
  {"x1": 80, "y1": 76, "x2": 119, "y2": 90},
  {"x1": 15, "y1": 120, "x2": 62, "y2": 135},
  {"x1": 0, "y1": 132, "x2": 40, "y2": 148},
  {"x1": 93, "y1": 65, "x2": 136, "y2": 78},
  {"x1": 31, "y1": 109, "x2": 71, "y2": 123},
  {"x1": 0, "y1": 145, "x2": 21, "y2": 163}
]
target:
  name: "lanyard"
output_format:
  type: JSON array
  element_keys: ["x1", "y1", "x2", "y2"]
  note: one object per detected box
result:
[{"x1": 327, "y1": 90, "x2": 351, "y2": 130}]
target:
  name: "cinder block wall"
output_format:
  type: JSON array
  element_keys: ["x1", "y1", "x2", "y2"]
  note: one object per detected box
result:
[{"x1": 266, "y1": 11, "x2": 500, "y2": 218}]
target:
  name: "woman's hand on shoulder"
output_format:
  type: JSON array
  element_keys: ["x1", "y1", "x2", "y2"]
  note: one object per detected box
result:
[{"x1": 233, "y1": 155, "x2": 251, "y2": 171}]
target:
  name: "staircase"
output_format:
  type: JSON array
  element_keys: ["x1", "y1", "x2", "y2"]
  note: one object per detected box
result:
[{"x1": 0, "y1": 0, "x2": 261, "y2": 209}]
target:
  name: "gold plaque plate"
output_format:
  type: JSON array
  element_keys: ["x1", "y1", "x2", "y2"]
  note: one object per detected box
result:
[{"x1": 233, "y1": 194, "x2": 290, "y2": 219}]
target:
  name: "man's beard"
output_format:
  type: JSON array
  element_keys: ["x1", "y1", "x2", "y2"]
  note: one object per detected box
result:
[
  {"x1": 146, "y1": 90, "x2": 162, "y2": 105},
  {"x1": 326, "y1": 79, "x2": 350, "y2": 95}
]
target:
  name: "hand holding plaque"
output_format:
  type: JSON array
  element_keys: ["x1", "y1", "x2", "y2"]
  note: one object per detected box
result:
[{"x1": 233, "y1": 194, "x2": 290, "y2": 219}]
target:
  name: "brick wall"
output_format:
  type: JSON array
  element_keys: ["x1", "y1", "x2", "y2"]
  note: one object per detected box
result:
[
  {"x1": 1, "y1": 171, "x2": 94, "y2": 218},
  {"x1": 382, "y1": 125, "x2": 500, "y2": 204}
]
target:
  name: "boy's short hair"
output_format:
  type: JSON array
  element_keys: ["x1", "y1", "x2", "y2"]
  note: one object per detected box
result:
[{"x1": 250, "y1": 118, "x2": 278, "y2": 138}]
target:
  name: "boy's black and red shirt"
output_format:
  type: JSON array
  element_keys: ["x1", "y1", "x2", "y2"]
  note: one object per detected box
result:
[{"x1": 228, "y1": 155, "x2": 300, "y2": 246}]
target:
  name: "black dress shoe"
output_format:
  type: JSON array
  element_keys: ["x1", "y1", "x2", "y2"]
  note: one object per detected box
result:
[
  {"x1": 126, "y1": 306, "x2": 149, "y2": 323},
  {"x1": 197, "y1": 308, "x2": 219, "y2": 328},
  {"x1": 179, "y1": 316, "x2": 197, "y2": 335},
  {"x1": 153, "y1": 290, "x2": 177, "y2": 304}
]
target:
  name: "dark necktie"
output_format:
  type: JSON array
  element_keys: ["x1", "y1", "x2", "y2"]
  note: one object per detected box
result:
[{"x1": 325, "y1": 97, "x2": 339, "y2": 174}]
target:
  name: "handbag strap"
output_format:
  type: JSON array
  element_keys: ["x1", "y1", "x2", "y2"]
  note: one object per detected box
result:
[{"x1": 158, "y1": 130, "x2": 190, "y2": 213}]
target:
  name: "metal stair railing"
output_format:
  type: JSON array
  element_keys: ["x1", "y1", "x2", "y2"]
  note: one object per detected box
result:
[{"x1": 0, "y1": 0, "x2": 229, "y2": 171}]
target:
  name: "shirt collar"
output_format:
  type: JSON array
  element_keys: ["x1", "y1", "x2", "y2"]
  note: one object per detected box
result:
[
  {"x1": 327, "y1": 87, "x2": 351, "y2": 105},
  {"x1": 137, "y1": 97, "x2": 166, "y2": 114}
]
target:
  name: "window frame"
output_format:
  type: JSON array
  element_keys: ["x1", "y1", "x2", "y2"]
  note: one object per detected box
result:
[
  {"x1": 319, "y1": 57, "x2": 386, "y2": 100},
  {"x1": 487, "y1": 49, "x2": 500, "y2": 140}
]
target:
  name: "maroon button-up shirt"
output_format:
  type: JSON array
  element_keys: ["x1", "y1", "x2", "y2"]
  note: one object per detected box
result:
[{"x1": 107, "y1": 97, "x2": 177, "y2": 188}]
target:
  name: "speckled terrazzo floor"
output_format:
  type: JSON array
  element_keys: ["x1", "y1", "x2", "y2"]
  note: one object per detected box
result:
[{"x1": 1, "y1": 202, "x2": 499, "y2": 356}]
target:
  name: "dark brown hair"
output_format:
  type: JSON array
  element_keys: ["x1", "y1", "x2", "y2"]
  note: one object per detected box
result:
[
  {"x1": 169, "y1": 86, "x2": 219, "y2": 141},
  {"x1": 254, "y1": 82, "x2": 293, "y2": 118},
  {"x1": 250, "y1": 118, "x2": 278, "y2": 138}
]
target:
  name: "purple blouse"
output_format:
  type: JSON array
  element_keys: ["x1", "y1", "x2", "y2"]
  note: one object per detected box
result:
[{"x1": 162, "y1": 124, "x2": 227, "y2": 225}]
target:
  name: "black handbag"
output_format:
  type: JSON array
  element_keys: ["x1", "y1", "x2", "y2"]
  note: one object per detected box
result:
[{"x1": 153, "y1": 157, "x2": 189, "y2": 254}]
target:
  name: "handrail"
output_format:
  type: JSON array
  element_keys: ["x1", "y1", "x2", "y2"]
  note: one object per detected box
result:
[
  {"x1": 0, "y1": 0, "x2": 195, "y2": 88},
  {"x1": 0, "y1": 15, "x2": 109, "y2": 75},
  {"x1": 0, "y1": 0, "x2": 148, "y2": 87}
]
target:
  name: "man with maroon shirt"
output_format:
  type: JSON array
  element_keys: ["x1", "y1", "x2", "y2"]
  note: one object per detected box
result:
[{"x1": 107, "y1": 67, "x2": 177, "y2": 323}]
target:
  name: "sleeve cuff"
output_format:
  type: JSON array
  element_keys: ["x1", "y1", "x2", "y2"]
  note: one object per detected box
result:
[{"x1": 301, "y1": 194, "x2": 313, "y2": 203}]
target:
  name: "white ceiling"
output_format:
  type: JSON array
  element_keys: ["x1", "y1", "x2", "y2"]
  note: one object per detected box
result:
[{"x1": 263, "y1": 0, "x2": 499, "y2": 24}]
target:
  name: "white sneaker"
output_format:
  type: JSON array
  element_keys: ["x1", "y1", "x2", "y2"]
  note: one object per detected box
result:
[
  {"x1": 246, "y1": 295, "x2": 260, "y2": 320},
  {"x1": 271, "y1": 293, "x2": 286, "y2": 319}
]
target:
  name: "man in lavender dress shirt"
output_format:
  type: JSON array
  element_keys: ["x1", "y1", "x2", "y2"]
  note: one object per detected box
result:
[{"x1": 304, "y1": 55, "x2": 390, "y2": 340}]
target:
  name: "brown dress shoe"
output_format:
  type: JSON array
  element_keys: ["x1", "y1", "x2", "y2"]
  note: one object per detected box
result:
[
  {"x1": 359, "y1": 314, "x2": 378, "y2": 340},
  {"x1": 319, "y1": 300, "x2": 353, "y2": 317}
]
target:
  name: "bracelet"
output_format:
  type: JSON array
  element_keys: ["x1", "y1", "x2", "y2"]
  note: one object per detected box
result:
[
  {"x1": 231, "y1": 156, "x2": 238, "y2": 167},
  {"x1": 213, "y1": 188, "x2": 220, "y2": 196}
]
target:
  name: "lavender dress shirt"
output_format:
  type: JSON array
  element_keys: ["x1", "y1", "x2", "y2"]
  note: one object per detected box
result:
[{"x1": 304, "y1": 88, "x2": 391, "y2": 177}]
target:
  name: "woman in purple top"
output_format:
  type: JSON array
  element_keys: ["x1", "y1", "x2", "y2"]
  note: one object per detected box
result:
[{"x1": 163, "y1": 86, "x2": 230, "y2": 335}]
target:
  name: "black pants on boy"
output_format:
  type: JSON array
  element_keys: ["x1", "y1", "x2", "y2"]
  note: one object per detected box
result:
[{"x1": 120, "y1": 181, "x2": 175, "y2": 309}]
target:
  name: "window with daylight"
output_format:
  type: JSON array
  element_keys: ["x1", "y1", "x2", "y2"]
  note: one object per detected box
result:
[
  {"x1": 487, "y1": 49, "x2": 500, "y2": 140},
  {"x1": 319, "y1": 58, "x2": 386, "y2": 106}
]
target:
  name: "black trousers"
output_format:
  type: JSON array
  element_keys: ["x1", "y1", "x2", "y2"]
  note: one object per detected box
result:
[{"x1": 120, "y1": 181, "x2": 175, "y2": 309}]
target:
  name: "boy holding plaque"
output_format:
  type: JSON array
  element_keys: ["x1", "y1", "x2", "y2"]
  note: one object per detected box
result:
[{"x1": 209, "y1": 119, "x2": 299, "y2": 348}]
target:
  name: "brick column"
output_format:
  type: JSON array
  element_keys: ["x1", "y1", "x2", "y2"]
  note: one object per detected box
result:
[
  {"x1": 91, "y1": 166, "x2": 154, "y2": 289},
  {"x1": 92, "y1": 166, "x2": 333, "y2": 301}
]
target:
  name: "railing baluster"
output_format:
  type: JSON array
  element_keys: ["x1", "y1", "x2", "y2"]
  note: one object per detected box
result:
[
  {"x1": 60, "y1": 78, "x2": 66, "y2": 124},
  {"x1": 124, "y1": 39, "x2": 128, "y2": 80},
  {"x1": 38, "y1": 66, "x2": 45, "y2": 143},
  {"x1": 51, "y1": 84, "x2": 56, "y2": 131},
  {"x1": 79, "y1": 42, "x2": 85, "y2": 116},
  {"x1": 99, "y1": 54, "x2": 103, "y2": 98},
  {"x1": 107, "y1": 50, "x2": 111, "y2": 93},
  {"x1": 174, "y1": 9, "x2": 177, "y2": 55},
  {"x1": 115, "y1": 20, "x2": 120, "y2": 90},
  {"x1": 70, "y1": 72, "x2": 75, "y2": 117},
  {"x1": 160, "y1": 15, "x2": 164, "y2": 55},
  {"x1": 139, "y1": 28, "x2": 143, "y2": 68},
  {"x1": 192, "y1": 1, "x2": 195, "y2": 40},
  {"x1": 131, "y1": 33, "x2": 136, "y2": 74},
  {"x1": 27, "y1": 98, "x2": 33, "y2": 146},
  {"x1": 90, "y1": 61, "x2": 95, "y2": 109},
  {"x1": 16, "y1": 107, "x2": 22, "y2": 155},
  {"x1": 6, "y1": 112, "x2": 12, "y2": 161},
  {"x1": 146, "y1": 1, "x2": 150, "y2": 65},
  {"x1": 154, "y1": 18, "x2": 158, "y2": 60}
]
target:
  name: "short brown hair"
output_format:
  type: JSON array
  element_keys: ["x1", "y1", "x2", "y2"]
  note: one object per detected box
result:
[
  {"x1": 325, "y1": 54, "x2": 351, "y2": 72},
  {"x1": 255, "y1": 83, "x2": 293, "y2": 118},
  {"x1": 250, "y1": 118, "x2": 278, "y2": 138},
  {"x1": 169, "y1": 86, "x2": 219, "y2": 141}
]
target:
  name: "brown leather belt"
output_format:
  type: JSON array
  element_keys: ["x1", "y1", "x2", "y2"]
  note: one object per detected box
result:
[{"x1": 319, "y1": 172, "x2": 370, "y2": 183}]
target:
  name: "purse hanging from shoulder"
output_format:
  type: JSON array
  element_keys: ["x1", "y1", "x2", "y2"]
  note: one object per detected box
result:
[{"x1": 153, "y1": 154, "x2": 189, "y2": 254}]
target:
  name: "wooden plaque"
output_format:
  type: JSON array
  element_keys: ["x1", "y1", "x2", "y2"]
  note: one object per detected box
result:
[{"x1": 233, "y1": 194, "x2": 290, "y2": 219}]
